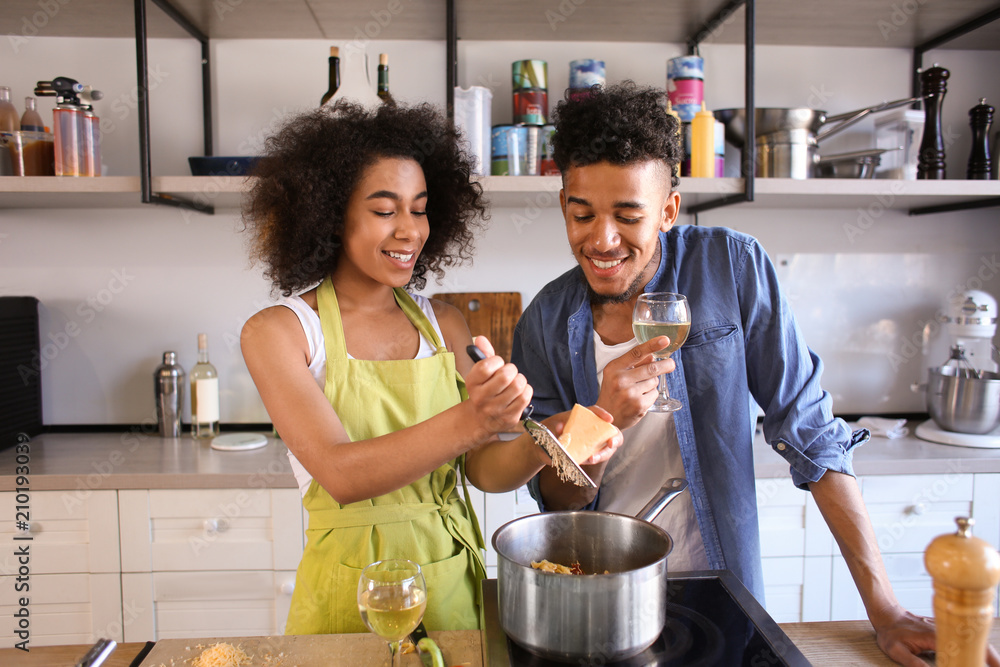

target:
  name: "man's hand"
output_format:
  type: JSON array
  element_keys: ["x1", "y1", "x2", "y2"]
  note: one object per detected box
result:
[
  {"x1": 596, "y1": 335, "x2": 675, "y2": 430},
  {"x1": 873, "y1": 606, "x2": 1000, "y2": 666}
]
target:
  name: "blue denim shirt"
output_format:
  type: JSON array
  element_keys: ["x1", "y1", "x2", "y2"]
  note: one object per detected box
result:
[{"x1": 511, "y1": 225, "x2": 867, "y2": 602}]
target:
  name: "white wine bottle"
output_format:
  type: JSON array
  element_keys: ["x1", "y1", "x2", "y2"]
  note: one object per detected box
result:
[{"x1": 190, "y1": 333, "x2": 220, "y2": 439}]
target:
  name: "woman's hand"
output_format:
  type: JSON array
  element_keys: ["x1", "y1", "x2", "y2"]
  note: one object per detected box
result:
[{"x1": 464, "y1": 335, "x2": 532, "y2": 441}]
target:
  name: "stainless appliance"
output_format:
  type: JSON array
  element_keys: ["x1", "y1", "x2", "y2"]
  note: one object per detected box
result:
[{"x1": 482, "y1": 572, "x2": 810, "y2": 666}]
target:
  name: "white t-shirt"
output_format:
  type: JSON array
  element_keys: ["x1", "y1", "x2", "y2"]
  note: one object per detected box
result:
[
  {"x1": 276, "y1": 293, "x2": 445, "y2": 497},
  {"x1": 592, "y1": 331, "x2": 709, "y2": 572}
]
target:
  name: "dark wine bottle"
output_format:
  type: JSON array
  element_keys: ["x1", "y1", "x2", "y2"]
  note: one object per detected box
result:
[
  {"x1": 321, "y1": 46, "x2": 341, "y2": 107},
  {"x1": 378, "y1": 53, "x2": 390, "y2": 102}
]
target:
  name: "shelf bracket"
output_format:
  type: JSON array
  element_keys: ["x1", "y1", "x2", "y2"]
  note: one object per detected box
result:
[
  {"x1": 446, "y1": 0, "x2": 457, "y2": 121},
  {"x1": 912, "y1": 5, "x2": 1000, "y2": 101},
  {"x1": 686, "y1": 0, "x2": 755, "y2": 216},
  {"x1": 134, "y1": 0, "x2": 215, "y2": 215},
  {"x1": 908, "y1": 197, "x2": 1000, "y2": 216}
]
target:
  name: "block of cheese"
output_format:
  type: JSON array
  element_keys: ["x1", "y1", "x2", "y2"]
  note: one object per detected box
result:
[{"x1": 558, "y1": 404, "x2": 618, "y2": 464}]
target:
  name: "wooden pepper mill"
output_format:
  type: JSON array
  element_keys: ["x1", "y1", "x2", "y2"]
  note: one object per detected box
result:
[
  {"x1": 967, "y1": 98, "x2": 994, "y2": 180},
  {"x1": 924, "y1": 517, "x2": 1000, "y2": 667},
  {"x1": 917, "y1": 64, "x2": 950, "y2": 180}
]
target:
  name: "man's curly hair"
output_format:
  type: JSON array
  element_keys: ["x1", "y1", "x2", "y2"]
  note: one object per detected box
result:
[
  {"x1": 551, "y1": 81, "x2": 682, "y2": 189},
  {"x1": 243, "y1": 100, "x2": 488, "y2": 296}
]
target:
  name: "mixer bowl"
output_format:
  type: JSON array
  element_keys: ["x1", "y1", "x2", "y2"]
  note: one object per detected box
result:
[{"x1": 926, "y1": 366, "x2": 1000, "y2": 435}]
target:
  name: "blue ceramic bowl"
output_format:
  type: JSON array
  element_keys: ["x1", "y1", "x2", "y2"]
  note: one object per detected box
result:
[{"x1": 188, "y1": 156, "x2": 259, "y2": 177}]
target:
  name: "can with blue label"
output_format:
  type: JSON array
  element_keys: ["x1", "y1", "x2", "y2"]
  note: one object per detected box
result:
[
  {"x1": 569, "y1": 59, "x2": 605, "y2": 89},
  {"x1": 491, "y1": 124, "x2": 528, "y2": 175},
  {"x1": 667, "y1": 55, "x2": 705, "y2": 122}
]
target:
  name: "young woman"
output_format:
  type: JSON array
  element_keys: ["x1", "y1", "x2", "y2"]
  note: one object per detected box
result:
[{"x1": 241, "y1": 100, "x2": 623, "y2": 635}]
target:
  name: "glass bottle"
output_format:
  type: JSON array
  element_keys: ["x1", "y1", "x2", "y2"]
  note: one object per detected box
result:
[
  {"x1": 190, "y1": 333, "x2": 220, "y2": 439},
  {"x1": 20, "y1": 97, "x2": 45, "y2": 132},
  {"x1": 321, "y1": 46, "x2": 340, "y2": 107},
  {"x1": 328, "y1": 46, "x2": 382, "y2": 110},
  {"x1": 0, "y1": 86, "x2": 19, "y2": 133},
  {"x1": 378, "y1": 53, "x2": 390, "y2": 102}
]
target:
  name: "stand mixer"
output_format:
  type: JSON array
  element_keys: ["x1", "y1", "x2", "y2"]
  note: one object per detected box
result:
[{"x1": 917, "y1": 290, "x2": 1000, "y2": 447}]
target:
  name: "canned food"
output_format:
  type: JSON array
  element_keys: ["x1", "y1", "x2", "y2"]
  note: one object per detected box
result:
[
  {"x1": 491, "y1": 124, "x2": 528, "y2": 176},
  {"x1": 514, "y1": 89, "x2": 547, "y2": 125},
  {"x1": 540, "y1": 124, "x2": 559, "y2": 175},
  {"x1": 667, "y1": 56, "x2": 704, "y2": 80},
  {"x1": 512, "y1": 59, "x2": 548, "y2": 91},
  {"x1": 667, "y1": 55, "x2": 705, "y2": 122},
  {"x1": 569, "y1": 59, "x2": 605, "y2": 89}
]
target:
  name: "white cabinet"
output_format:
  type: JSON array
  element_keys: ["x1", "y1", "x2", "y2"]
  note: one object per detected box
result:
[
  {"x1": 757, "y1": 473, "x2": 1000, "y2": 623},
  {"x1": 118, "y1": 488, "x2": 304, "y2": 641},
  {"x1": 0, "y1": 490, "x2": 122, "y2": 647}
]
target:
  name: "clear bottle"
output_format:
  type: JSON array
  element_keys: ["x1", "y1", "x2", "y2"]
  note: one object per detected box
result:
[
  {"x1": 190, "y1": 333, "x2": 220, "y2": 439},
  {"x1": 20, "y1": 97, "x2": 45, "y2": 132},
  {"x1": 0, "y1": 86, "x2": 19, "y2": 132},
  {"x1": 320, "y1": 45, "x2": 340, "y2": 107},
  {"x1": 377, "y1": 53, "x2": 390, "y2": 102}
]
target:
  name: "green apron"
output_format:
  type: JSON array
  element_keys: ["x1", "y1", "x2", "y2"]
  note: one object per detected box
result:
[{"x1": 285, "y1": 277, "x2": 487, "y2": 635}]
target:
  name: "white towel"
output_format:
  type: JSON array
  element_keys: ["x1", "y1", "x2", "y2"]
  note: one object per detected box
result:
[{"x1": 856, "y1": 417, "x2": 909, "y2": 439}]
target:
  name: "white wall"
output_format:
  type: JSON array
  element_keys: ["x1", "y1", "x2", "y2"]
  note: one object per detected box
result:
[{"x1": 1, "y1": 36, "x2": 998, "y2": 425}]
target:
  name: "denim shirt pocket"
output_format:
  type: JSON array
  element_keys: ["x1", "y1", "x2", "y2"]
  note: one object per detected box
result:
[{"x1": 684, "y1": 321, "x2": 740, "y2": 349}]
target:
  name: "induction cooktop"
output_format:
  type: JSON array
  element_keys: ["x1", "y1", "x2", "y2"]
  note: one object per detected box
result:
[{"x1": 482, "y1": 570, "x2": 811, "y2": 666}]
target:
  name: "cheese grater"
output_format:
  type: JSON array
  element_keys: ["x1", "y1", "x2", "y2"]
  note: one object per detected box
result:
[{"x1": 467, "y1": 345, "x2": 596, "y2": 488}]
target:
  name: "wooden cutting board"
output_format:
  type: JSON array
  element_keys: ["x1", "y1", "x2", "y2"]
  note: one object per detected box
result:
[
  {"x1": 138, "y1": 631, "x2": 483, "y2": 667},
  {"x1": 431, "y1": 292, "x2": 522, "y2": 363}
]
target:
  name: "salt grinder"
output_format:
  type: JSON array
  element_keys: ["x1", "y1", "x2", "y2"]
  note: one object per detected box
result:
[
  {"x1": 924, "y1": 517, "x2": 1000, "y2": 667},
  {"x1": 154, "y1": 351, "x2": 185, "y2": 437},
  {"x1": 967, "y1": 98, "x2": 994, "y2": 180},
  {"x1": 917, "y1": 64, "x2": 950, "y2": 180}
]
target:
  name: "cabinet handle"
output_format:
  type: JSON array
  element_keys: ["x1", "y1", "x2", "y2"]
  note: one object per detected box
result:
[
  {"x1": 280, "y1": 581, "x2": 295, "y2": 596},
  {"x1": 907, "y1": 503, "x2": 927, "y2": 516},
  {"x1": 203, "y1": 518, "x2": 229, "y2": 534}
]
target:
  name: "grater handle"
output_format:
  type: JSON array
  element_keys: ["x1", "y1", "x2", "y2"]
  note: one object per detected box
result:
[{"x1": 466, "y1": 344, "x2": 532, "y2": 420}]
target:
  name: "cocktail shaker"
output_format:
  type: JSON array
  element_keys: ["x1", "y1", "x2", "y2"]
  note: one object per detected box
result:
[
  {"x1": 154, "y1": 351, "x2": 185, "y2": 437},
  {"x1": 924, "y1": 516, "x2": 1000, "y2": 667}
]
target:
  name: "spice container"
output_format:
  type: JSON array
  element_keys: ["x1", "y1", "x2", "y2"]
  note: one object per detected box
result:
[{"x1": 924, "y1": 517, "x2": 1000, "y2": 667}]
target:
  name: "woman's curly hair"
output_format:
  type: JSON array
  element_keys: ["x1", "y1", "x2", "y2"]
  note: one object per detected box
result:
[
  {"x1": 551, "y1": 81, "x2": 682, "y2": 189},
  {"x1": 243, "y1": 100, "x2": 488, "y2": 296}
]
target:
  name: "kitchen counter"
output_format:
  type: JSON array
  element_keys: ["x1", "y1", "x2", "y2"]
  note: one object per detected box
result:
[
  {"x1": 5, "y1": 623, "x2": 999, "y2": 666},
  {"x1": 0, "y1": 432, "x2": 296, "y2": 491},
  {"x1": 3, "y1": 422, "x2": 1000, "y2": 491}
]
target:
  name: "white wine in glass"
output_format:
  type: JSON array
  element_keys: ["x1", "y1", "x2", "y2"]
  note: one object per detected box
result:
[
  {"x1": 632, "y1": 292, "x2": 691, "y2": 412},
  {"x1": 358, "y1": 559, "x2": 427, "y2": 666}
]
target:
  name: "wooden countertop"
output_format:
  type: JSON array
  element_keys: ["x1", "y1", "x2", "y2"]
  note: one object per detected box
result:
[{"x1": 7, "y1": 623, "x2": 999, "y2": 666}]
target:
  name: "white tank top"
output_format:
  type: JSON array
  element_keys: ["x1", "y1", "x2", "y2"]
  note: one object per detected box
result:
[
  {"x1": 592, "y1": 331, "x2": 709, "y2": 572},
  {"x1": 276, "y1": 292, "x2": 446, "y2": 496}
]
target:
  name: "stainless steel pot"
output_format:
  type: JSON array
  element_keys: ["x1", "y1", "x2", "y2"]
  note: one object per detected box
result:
[
  {"x1": 925, "y1": 366, "x2": 1000, "y2": 434},
  {"x1": 716, "y1": 97, "x2": 922, "y2": 179},
  {"x1": 492, "y1": 478, "x2": 687, "y2": 662}
]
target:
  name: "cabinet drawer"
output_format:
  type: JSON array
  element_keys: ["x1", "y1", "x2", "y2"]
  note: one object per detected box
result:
[
  {"x1": 0, "y1": 490, "x2": 119, "y2": 574},
  {"x1": 122, "y1": 570, "x2": 296, "y2": 641},
  {"x1": 0, "y1": 572, "x2": 122, "y2": 647},
  {"x1": 119, "y1": 489, "x2": 303, "y2": 573}
]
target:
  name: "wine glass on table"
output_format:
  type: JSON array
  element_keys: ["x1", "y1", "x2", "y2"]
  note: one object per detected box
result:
[
  {"x1": 358, "y1": 559, "x2": 427, "y2": 667},
  {"x1": 632, "y1": 292, "x2": 691, "y2": 413}
]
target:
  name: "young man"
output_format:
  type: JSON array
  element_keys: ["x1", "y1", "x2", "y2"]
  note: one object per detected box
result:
[{"x1": 510, "y1": 82, "x2": 989, "y2": 666}]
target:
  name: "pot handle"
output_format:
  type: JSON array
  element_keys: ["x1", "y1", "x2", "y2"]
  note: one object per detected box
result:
[
  {"x1": 637, "y1": 478, "x2": 688, "y2": 524},
  {"x1": 816, "y1": 96, "x2": 924, "y2": 143}
]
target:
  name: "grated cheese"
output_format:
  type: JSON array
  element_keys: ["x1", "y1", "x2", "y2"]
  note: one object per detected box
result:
[{"x1": 191, "y1": 642, "x2": 251, "y2": 667}]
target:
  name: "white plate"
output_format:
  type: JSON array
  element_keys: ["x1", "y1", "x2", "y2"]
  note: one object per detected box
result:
[
  {"x1": 915, "y1": 419, "x2": 1000, "y2": 449},
  {"x1": 211, "y1": 433, "x2": 269, "y2": 451}
]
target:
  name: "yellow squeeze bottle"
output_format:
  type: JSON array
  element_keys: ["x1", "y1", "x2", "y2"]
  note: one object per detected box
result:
[{"x1": 690, "y1": 101, "x2": 715, "y2": 178}]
